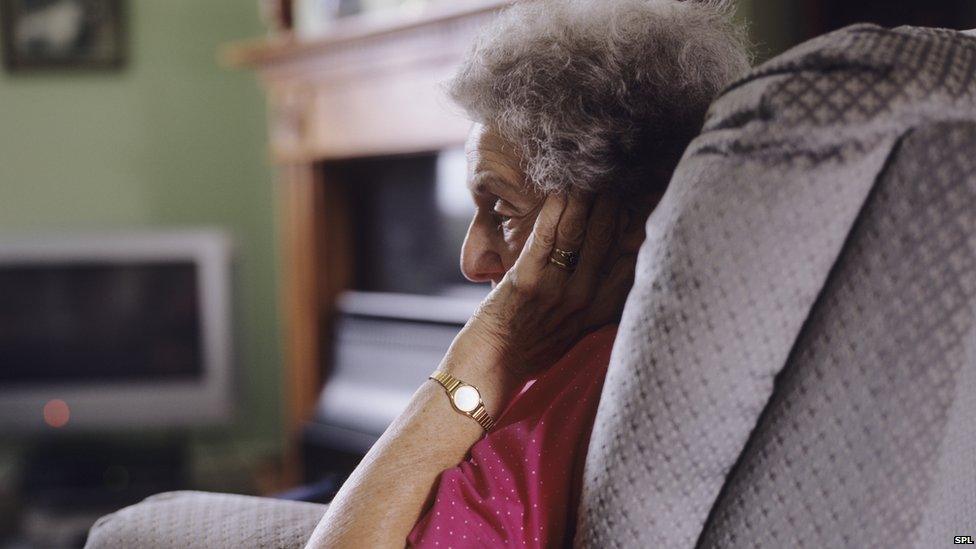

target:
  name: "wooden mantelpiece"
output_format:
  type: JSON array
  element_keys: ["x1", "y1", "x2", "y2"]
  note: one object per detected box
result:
[
  {"x1": 225, "y1": 0, "x2": 510, "y2": 163},
  {"x1": 225, "y1": 0, "x2": 510, "y2": 485}
]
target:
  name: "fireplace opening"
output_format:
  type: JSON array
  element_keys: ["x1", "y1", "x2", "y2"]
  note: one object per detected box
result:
[{"x1": 323, "y1": 148, "x2": 486, "y2": 300}]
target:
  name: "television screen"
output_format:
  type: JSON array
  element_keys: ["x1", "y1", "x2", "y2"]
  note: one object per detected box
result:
[{"x1": 0, "y1": 262, "x2": 202, "y2": 386}]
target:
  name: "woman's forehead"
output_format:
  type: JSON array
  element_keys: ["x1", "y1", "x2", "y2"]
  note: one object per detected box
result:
[
  {"x1": 465, "y1": 125, "x2": 526, "y2": 188},
  {"x1": 465, "y1": 125, "x2": 520, "y2": 161}
]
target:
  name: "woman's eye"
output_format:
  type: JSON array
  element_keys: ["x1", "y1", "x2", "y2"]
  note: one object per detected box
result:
[{"x1": 492, "y1": 199, "x2": 517, "y2": 225}]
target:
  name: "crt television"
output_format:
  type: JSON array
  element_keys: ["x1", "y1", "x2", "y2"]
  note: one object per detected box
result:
[{"x1": 0, "y1": 230, "x2": 234, "y2": 432}]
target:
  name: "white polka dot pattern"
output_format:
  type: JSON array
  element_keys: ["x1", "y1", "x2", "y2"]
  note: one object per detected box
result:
[{"x1": 409, "y1": 326, "x2": 617, "y2": 548}]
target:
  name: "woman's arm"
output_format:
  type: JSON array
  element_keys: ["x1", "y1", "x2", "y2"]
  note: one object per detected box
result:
[
  {"x1": 304, "y1": 193, "x2": 633, "y2": 548},
  {"x1": 302, "y1": 328, "x2": 518, "y2": 549}
]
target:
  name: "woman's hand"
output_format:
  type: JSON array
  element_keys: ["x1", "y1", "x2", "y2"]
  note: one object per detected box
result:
[{"x1": 456, "y1": 192, "x2": 638, "y2": 380}]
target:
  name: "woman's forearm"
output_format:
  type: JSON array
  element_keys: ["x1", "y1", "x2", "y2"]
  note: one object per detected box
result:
[{"x1": 304, "y1": 329, "x2": 520, "y2": 549}]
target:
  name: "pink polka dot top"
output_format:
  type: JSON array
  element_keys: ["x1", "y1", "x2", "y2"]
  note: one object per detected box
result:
[{"x1": 407, "y1": 325, "x2": 618, "y2": 548}]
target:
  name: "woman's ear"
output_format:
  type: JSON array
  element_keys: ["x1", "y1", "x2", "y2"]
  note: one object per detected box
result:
[{"x1": 618, "y1": 192, "x2": 663, "y2": 253}]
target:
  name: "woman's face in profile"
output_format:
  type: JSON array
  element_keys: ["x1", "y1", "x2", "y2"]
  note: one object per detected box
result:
[{"x1": 461, "y1": 124, "x2": 544, "y2": 286}]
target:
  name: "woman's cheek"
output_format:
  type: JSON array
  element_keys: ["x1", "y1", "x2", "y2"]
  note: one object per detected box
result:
[{"x1": 503, "y1": 221, "x2": 534, "y2": 260}]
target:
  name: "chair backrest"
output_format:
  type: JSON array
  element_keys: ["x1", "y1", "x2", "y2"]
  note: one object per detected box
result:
[{"x1": 576, "y1": 25, "x2": 976, "y2": 548}]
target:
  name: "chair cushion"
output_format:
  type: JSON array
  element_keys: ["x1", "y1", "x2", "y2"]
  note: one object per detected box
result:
[
  {"x1": 697, "y1": 119, "x2": 976, "y2": 547},
  {"x1": 84, "y1": 491, "x2": 326, "y2": 549},
  {"x1": 576, "y1": 24, "x2": 976, "y2": 548}
]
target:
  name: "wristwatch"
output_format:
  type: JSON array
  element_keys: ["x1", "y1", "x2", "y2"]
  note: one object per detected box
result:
[{"x1": 429, "y1": 371, "x2": 496, "y2": 432}]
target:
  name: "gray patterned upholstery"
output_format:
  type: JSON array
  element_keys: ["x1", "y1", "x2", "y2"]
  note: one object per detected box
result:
[
  {"x1": 576, "y1": 24, "x2": 976, "y2": 549},
  {"x1": 87, "y1": 25, "x2": 976, "y2": 549},
  {"x1": 698, "y1": 121, "x2": 976, "y2": 547},
  {"x1": 84, "y1": 491, "x2": 325, "y2": 548}
]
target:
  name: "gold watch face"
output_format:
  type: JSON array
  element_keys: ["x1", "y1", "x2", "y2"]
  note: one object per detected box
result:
[{"x1": 452, "y1": 385, "x2": 481, "y2": 413}]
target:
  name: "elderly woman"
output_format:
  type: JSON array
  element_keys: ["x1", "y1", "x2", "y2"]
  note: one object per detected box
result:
[{"x1": 306, "y1": 1, "x2": 748, "y2": 547}]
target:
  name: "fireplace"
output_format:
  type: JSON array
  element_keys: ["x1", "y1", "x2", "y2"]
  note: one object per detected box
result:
[
  {"x1": 224, "y1": 0, "x2": 510, "y2": 486},
  {"x1": 328, "y1": 150, "x2": 483, "y2": 298},
  {"x1": 298, "y1": 151, "x2": 488, "y2": 489}
]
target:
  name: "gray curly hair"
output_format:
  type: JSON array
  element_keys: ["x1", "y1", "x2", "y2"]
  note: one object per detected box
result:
[{"x1": 448, "y1": 0, "x2": 751, "y2": 196}]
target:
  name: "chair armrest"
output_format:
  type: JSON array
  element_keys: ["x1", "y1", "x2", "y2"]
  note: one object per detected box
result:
[{"x1": 85, "y1": 491, "x2": 326, "y2": 549}]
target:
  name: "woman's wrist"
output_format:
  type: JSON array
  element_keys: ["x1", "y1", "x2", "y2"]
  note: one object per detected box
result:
[{"x1": 438, "y1": 325, "x2": 525, "y2": 418}]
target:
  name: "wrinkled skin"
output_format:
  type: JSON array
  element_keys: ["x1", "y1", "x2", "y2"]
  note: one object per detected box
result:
[
  {"x1": 305, "y1": 124, "x2": 662, "y2": 549},
  {"x1": 457, "y1": 124, "x2": 654, "y2": 377}
]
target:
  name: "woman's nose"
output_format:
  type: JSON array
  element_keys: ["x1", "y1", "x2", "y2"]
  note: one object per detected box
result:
[{"x1": 460, "y1": 217, "x2": 506, "y2": 284}]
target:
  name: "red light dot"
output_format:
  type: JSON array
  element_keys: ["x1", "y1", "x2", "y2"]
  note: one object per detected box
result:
[{"x1": 43, "y1": 399, "x2": 70, "y2": 428}]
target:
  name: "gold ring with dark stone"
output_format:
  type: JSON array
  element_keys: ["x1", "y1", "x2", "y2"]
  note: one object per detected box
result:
[{"x1": 549, "y1": 248, "x2": 580, "y2": 271}]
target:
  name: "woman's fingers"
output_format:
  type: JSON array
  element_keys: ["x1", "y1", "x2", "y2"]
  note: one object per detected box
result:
[
  {"x1": 552, "y1": 192, "x2": 593, "y2": 260},
  {"x1": 515, "y1": 193, "x2": 567, "y2": 281},
  {"x1": 538, "y1": 192, "x2": 594, "y2": 299},
  {"x1": 567, "y1": 194, "x2": 618, "y2": 301}
]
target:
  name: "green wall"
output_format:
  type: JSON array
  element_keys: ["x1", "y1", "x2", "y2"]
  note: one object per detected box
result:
[{"x1": 0, "y1": 1, "x2": 282, "y2": 489}]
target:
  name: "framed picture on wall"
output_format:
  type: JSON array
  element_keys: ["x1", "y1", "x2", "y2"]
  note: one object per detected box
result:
[{"x1": 0, "y1": 0, "x2": 125, "y2": 71}]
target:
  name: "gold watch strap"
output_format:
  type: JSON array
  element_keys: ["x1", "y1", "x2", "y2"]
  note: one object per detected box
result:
[{"x1": 429, "y1": 371, "x2": 496, "y2": 432}]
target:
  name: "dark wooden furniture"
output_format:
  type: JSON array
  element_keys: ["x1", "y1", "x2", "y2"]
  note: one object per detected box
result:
[{"x1": 223, "y1": 0, "x2": 510, "y2": 486}]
